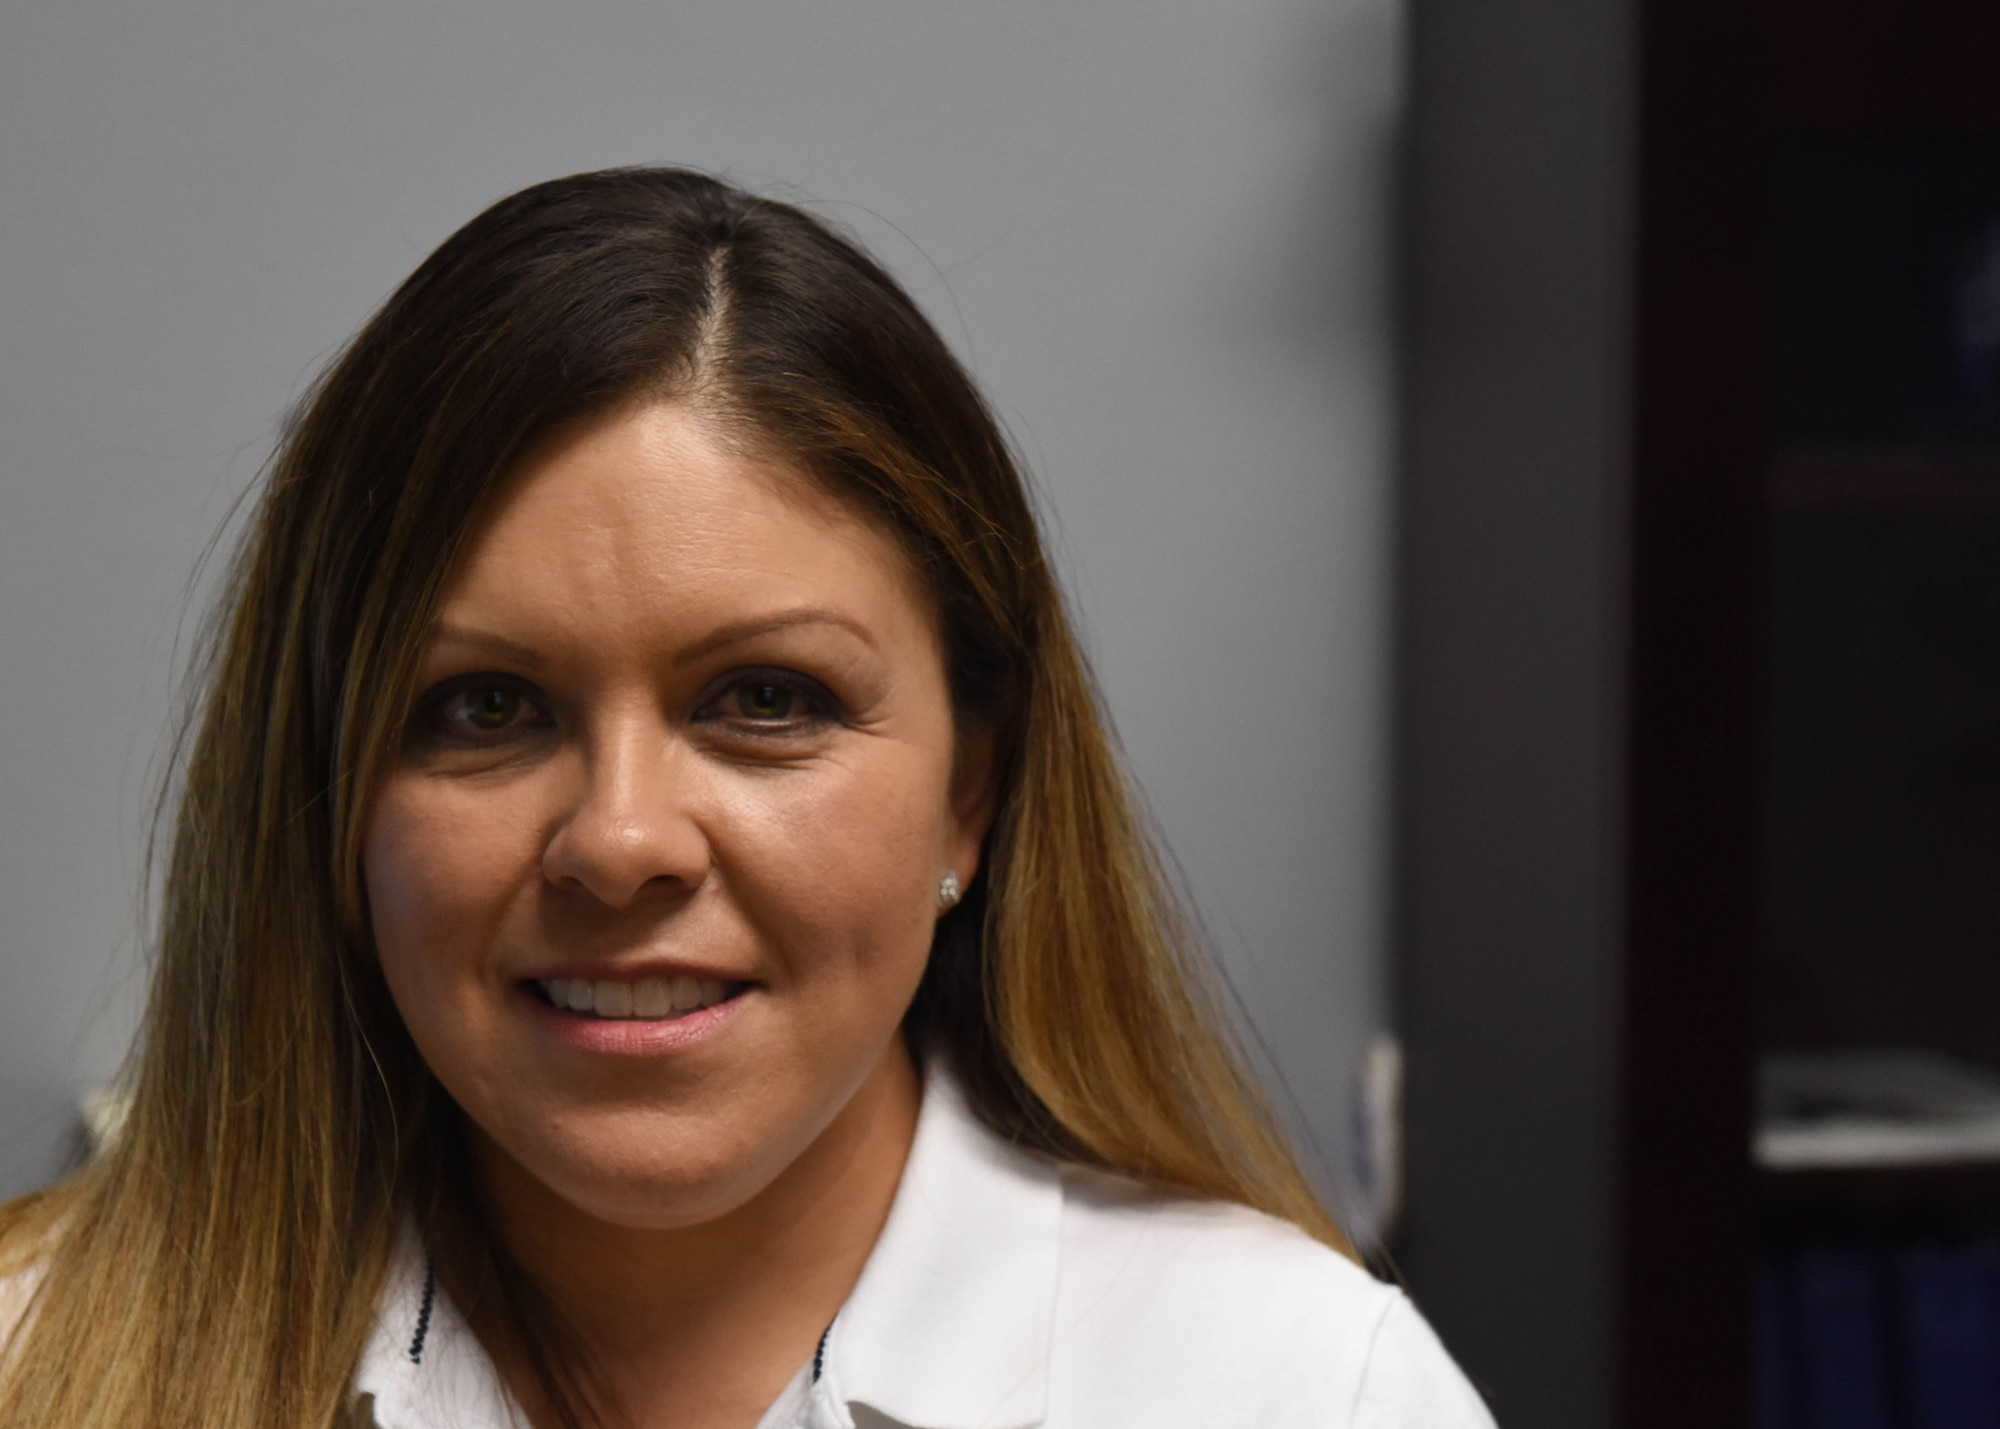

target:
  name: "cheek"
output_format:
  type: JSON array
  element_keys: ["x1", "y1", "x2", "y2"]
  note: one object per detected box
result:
[
  {"x1": 363, "y1": 776, "x2": 544, "y2": 1004},
  {"x1": 719, "y1": 757, "x2": 948, "y2": 981}
]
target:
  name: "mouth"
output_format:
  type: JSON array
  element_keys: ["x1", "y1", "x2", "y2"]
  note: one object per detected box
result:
[{"x1": 532, "y1": 976, "x2": 751, "y2": 1022}]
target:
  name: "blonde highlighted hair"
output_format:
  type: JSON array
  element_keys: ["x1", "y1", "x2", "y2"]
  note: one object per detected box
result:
[{"x1": 0, "y1": 168, "x2": 1349, "y2": 1429}]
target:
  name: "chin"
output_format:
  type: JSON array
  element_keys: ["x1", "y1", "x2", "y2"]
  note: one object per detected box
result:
[
  {"x1": 505, "y1": 1115, "x2": 797, "y2": 1231},
  {"x1": 589, "y1": 1152, "x2": 777, "y2": 1227}
]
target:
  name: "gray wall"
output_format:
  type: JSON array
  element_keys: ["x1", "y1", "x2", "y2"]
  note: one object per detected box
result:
[{"x1": 0, "y1": 0, "x2": 1404, "y2": 1212}]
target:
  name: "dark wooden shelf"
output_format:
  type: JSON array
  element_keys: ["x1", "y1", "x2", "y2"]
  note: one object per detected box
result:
[
  {"x1": 1775, "y1": 0, "x2": 2000, "y2": 129},
  {"x1": 1770, "y1": 450, "x2": 2000, "y2": 508},
  {"x1": 1758, "y1": 1161, "x2": 2000, "y2": 1248},
  {"x1": 1760, "y1": 1160, "x2": 2000, "y2": 1204}
]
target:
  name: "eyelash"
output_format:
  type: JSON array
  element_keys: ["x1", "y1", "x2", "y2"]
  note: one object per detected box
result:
[
  {"x1": 693, "y1": 669, "x2": 839, "y2": 735},
  {"x1": 412, "y1": 669, "x2": 840, "y2": 746},
  {"x1": 416, "y1": 675, "x2": 553, "y2": 746}
]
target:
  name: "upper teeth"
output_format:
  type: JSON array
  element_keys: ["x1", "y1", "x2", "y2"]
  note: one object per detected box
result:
[{"x1": 539, "y1": 976, "x2": 729, "y2": 1020}]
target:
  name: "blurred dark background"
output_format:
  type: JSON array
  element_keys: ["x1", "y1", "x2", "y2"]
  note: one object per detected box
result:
[{"x1": 1400, "y1": 1, "x2": 2000, "y2": 1424}]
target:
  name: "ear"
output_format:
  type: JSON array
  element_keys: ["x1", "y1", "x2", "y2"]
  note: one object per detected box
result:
[{"x1": 944, "y1": 730, "x2": 1003, "y2": 889}]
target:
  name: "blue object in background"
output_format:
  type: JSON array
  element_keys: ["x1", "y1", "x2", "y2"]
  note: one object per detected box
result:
[
  {"x1": 1758, "y1": 1258, "x2": 1799, "y2": 1429},
  {"x1": 1898, "y1": 1249, "x2": 2000, "y2": 1429},
  {"x1": 1795, "y1": 1250, "x2": 1896, "y2": 1429}
]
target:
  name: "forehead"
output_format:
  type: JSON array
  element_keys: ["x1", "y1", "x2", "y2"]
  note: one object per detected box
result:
[{"x1": 437, "y1": 401, "x2": 934, "y2": 649}]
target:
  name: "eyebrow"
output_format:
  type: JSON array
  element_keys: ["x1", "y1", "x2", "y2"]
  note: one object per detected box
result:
[
  {"x1": 424, "y1": 625, "x2": 547, "y2": 670},
  {"x1": 422, "y1": 608, "x2": 876, "y2": 671},
  {"x1": 672, "y1": 607, "x2": 878, "y2": 665}
]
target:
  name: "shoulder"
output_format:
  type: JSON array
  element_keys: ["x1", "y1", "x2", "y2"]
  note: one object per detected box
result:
[{"x1": 1048, "y1": 1166, "x2": 1495, "y2": 1428}]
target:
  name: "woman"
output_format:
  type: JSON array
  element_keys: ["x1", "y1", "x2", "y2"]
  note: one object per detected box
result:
[{"x1": 0, "y1": 168, "x2": 1492, "y2": 1429}]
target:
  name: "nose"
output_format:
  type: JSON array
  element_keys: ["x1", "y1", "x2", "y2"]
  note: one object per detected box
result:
[{"x1": 541, "y1": 712, "x2": 711, "y2": 910}]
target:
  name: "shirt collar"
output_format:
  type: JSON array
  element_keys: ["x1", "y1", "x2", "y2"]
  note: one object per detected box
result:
[
  {"x1": 353, "y1": 1224, "x2": 518, "y2": 1429},
  {"x1": 355, "y1": 1062, "x2": 1064, "y2": 1429},
  {"x1": 820, "y1": 1063, "x2": 1061, "y2": 1429}
]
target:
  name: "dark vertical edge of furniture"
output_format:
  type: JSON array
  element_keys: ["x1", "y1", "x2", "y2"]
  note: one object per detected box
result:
[
  {"x1": 1619, "y1": 1, "x2": 1770, "y2": 1425},
  {"x1": 1395, "y1": 2, "x2": 1635, "y2": 1426}
]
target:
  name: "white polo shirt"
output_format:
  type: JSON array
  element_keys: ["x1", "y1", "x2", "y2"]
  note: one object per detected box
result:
[{"x1": 351, "y1": 1071, "x2": 1496, "y2": 1429}]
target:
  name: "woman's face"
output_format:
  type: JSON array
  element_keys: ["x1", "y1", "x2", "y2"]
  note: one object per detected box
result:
[{"x1": 363, "y1": 400, "x2": 989, "y2": 1230}]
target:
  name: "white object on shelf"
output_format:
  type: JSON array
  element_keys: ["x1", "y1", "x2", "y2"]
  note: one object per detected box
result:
[
  {"x1": 1755, "y1": 1049, "x2": 2000, "y2": 1171},
  {"x1": 1347, "y1": 1034, "x2": 1404, "y2": 1248},
  {"x1": 77, "y1": 1083, "x2": 132, "y2": 1156}
]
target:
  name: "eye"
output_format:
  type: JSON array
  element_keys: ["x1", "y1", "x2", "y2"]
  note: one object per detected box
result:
[
  {"x1": 696, "y1": 669, "x2": 837, "y2": 733},
  {"x1": 453, "y1": 686, "x2": 527, "y2": 731},
  {"x1": 417, "y1": 676, "x2": 551, "y2": 744},
  {"x1": 736, "y1": 680, "x2": 797, "y2": 721}
]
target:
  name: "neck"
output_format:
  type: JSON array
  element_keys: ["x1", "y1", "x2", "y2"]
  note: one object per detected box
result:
[{"x1": 467, "y1": 1046, "x2": 923, "y2": 1429}]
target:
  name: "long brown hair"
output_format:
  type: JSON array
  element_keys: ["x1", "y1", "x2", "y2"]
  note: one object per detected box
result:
[{"x1": 0, "y1": 168, "x2": 1350, "y2": 1429}]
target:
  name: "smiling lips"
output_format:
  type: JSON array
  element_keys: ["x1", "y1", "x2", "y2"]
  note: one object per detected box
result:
[{"x1": 537, "y1": 976, "x2": 741, "y2": 1021}]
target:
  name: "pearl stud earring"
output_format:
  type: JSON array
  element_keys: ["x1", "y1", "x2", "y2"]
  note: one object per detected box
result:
[{"x1": 937, "y1": 871, "x2": 963, "y2": 910}]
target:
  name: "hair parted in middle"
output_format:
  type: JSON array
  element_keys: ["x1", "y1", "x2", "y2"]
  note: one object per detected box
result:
[{"x1": 0, "y1": 166, "x2": 1348, "y2": 1429}]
